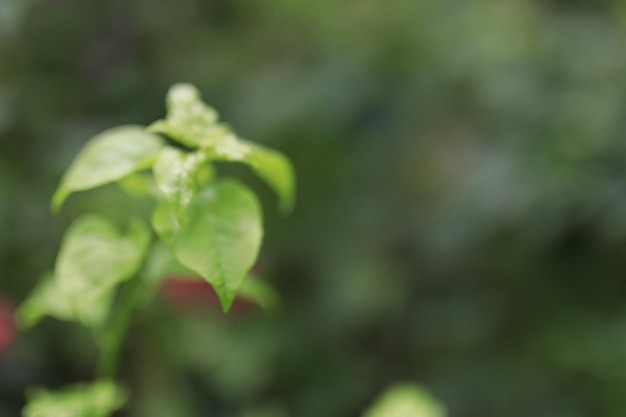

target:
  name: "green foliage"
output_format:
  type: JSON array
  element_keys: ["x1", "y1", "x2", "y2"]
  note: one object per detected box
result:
[
  {"x1": 152, "y1": 180, "x2": 263, "y2": 310},
  {"x1": 55, "y1": 215, "x2": 150, "y2": 326},
  {"x1": 363, "y1": 384, "x2": 445, "y2": 417},
  {"x1": 18, "y1": 83, "x2": 294, "y2": 416},
  {"x1": 210, "y1": 138, "x2": 295, "y2": 214},
  {"x1": 19, "y1": 216, "x2": 150, "y2": 328},
  {"x1": 150, "y1": 84, "x2": 295, "y2": 213},
  {"x1": 153, "y1": 147, "x2": 213, "y2": 216},
  {"x1": 17, "y1": 273, "x2": 75, "y2": 328},
  {"x1": 238, "y1": 277, "x2": 281, "y2": 312},
  {"x1": 23, "y1": 381, "x2": 128, "y2": 417},
  {"x1": 52, "y1": 126, "x2": 165, "y2": 211},
  {"x1": 36, "y1": 82, "x2": 292, "y2": 314},
  {"x1": 5, "y1": 1, "x2": 626, "y2": 416},
  {"x1": 149, "y1": 83, "x2": 223, "y2": 148}
]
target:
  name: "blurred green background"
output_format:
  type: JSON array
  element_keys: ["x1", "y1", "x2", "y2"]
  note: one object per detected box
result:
[{"x1": 3, "y1": 0, "x2": 626, "y2": 416}]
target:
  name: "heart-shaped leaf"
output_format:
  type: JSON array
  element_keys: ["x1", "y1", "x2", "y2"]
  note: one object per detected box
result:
[
  {"x1": 152, "y1": 180, "x2": 263, "y2": 311},
  {"x1": 54, "y1": 215, "x2": 150, "y2": 327}
]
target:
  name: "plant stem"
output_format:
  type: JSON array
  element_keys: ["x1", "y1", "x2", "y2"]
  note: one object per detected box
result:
[{"x1": 96, "y1": 273, "x2": 144, "y2": 380}]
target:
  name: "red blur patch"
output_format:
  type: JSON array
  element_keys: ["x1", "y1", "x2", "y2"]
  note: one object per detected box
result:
[
  {"x1": 0, "y1": 296, "x2": 16, "y2": 353},
  {"x1": 159, "y1": 276, "x2": 255, "y2": 315}
]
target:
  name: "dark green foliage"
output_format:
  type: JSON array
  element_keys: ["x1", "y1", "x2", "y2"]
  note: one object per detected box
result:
[{"x1": 3, "y1": 1, "x2": 626, "y2": 416}]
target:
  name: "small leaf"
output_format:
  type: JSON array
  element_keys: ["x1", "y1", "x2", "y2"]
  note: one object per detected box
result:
[
  {"x1": 238, "y1": 277, "x2": 280, "y2": 312},
  {"x1": 363, "y1": 384, "x2": 446, "y2": 417},
  {"x1": 18, "y1": 273, "x2": 74, "y2": 328},
  {"x1": 152, "y1": 180, "x2": 263, "y2": 311},
  {"x1": 118, "y1": 172, "x2": 159, "y2": 198},
  {"x1": 148, "y1": 83, "x2": 228, "y2": 148},
  {"x1": 140, "y1": 242, "x2": 196, "y2": 306},
  {"x1": 17, "y1": 273, "x2": 115, "y2": 329},
  {"x1": 153, "y1": 147, "x2": 214, "y2": 215},
  {"x1": 23, "y1": 380, "x2": 128, "y2": 417},
  {"x1": 52, "y1": 125, "x2": 165, "y2": 211},
  {"x1": 210, "y1": 136, "x2": 296, "y2": 213},
  {"x1": 55, "y1": 215, "x2": 150, "y2": 327}
]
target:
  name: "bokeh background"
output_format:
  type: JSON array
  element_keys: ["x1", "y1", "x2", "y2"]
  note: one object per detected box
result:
[{"x1": 3, "y1": 0, "x2": 626, "y2": 416}]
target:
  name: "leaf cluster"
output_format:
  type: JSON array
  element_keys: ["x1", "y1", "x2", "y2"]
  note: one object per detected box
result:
[
  {"x1": 17, "y1": 83, "x2": 295, "y2": 416},
  {"x1": 24, "y1": 83, "x2": 294, "y2": 322}
]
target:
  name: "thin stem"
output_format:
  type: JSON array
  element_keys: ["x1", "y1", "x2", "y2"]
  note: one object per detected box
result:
[{"x1": 96, "y1": 273, "x2": 144, "y2": 380}]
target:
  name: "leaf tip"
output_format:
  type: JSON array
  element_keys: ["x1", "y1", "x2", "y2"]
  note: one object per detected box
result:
[
  {"x1": 168, "y1": 83, "x2": 201, "y2": 101},
  {"x1": 51, "y1": 187, "x2": 69, "y2": 213},
  {"x1": 219, "y1": 293, "x2": 236, "y2": 314},
  {"x1": 146, "y1": 120, "x2": 165, "y2": 134}
]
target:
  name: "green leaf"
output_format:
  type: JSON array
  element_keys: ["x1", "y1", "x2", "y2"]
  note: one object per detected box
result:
[
  {"x1": 238, "y1": 277, "x2": 281, "y2": 312},
  {"x1": 152, "y1": 147, "x2": 214, "y2": 216},
  {"x1": 148, "y1": 83, "x2": 229, "y2": 148},
  {"x1": 210, "y1": 136, "x2": 296, "y2": 213},
  {"x1": 52, "y1": 125, "x2": 165, "y2": 211},
  {"x1": 23, "y1": 380, "x2": 128, "y2": 417},
  {"x1": 55, "y1": 215, "x2": 150, "y2": 327},
  {"x1": 18, "y1": 273, "x2": 115, "y2": 329},
  {"x1": 18, "y1": 273, "x2": 74, "y2": 328},
  {"x1": 140, "y1": 242, "x2": 196, "y2": 306},
  {"x1": 152, "y1": 179, "x2": 263, "y2": 311},
  {"x1": 363, "y1": 384, "x2": 446, "y2": 417},
  {"x1": 118, "y1": 172, "x2": 159, "y2": 198},
  {"x1": 148, "y1": 84, "x2": 295, "y2": 213}
]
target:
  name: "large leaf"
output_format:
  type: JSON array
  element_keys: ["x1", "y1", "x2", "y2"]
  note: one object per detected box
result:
[
  {"x1": 152, "y1": 179, "x2": 263, "y2": 311},
  {"x1": 148, "y1": 83, "x2": 228, "y2": 148},
  {"x1": 55, "y1": 215, "x2": 150, "y2": 327},
  {"x1": 210, "y1": 136, "x2": 296, "y2": 213},
  {"x1": 52, "y1": 125, "x2": 165, "y2": 211},
  {"x1": 152, "y1": 147, "x2": 213, "y2": 216},
  {"x1": 23, "y1": 380, "x2": 127, "y2": 417},
  {"x1": 362, "y1": 384, "x2": 446, "y2": 417}
]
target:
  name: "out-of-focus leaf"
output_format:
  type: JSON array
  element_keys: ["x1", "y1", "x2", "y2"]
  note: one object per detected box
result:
[
  {"x1": 18, "y1": 273, "x2": 115, "y2": 329},
  {"x1": 118, "y1": 173, "x2": 159, "y2": 198},
  {"x1": 151, "y1": 84, "x2": 295, "y2": 213},
  {"x1": 148, "y1": 83, "x2": 228, "y2": 148},
  {"x1": 54, "y1": 215, "x2": 150, "y2": 327},
  {"x1": 238, "y1": 277, "x2": 281, "y2": 312},
  {"x1": 363, "y1": 384, "x2": 446, "y2": 417},
  {"x1": 22, "y1": 380, "x2": 128, "y2": 417},
  {"x1": 152, "y1": 147, "x2": 214, "y2": 216},
  {"x1": 17, "y1": 273, "x2": 72, "y2": 328},
  {"x1": 52, "y1": 125, "x2": 165, "y2": 211},
  {"x1": 152, "y1": 179, "x2": 263, "y2": 311},
  {"x1": 140, "y1": 242, "x2": 196, "y2": 306},
  {"x1": 19, "y1": 272, "x2": 93, "y2": 328},
  {"x1": 209, "y1": 136, "x2": 296, "y2": 213}
]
